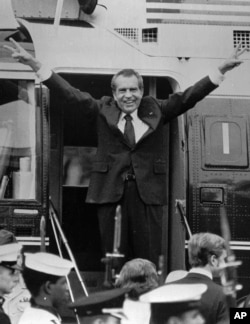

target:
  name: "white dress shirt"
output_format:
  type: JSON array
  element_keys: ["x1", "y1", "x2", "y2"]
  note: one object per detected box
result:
[{"x1": 117, "y1": 110, "x2": 149, "y2": 143}]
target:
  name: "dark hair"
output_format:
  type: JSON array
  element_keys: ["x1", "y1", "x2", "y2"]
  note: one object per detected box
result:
[
  {"x1": 22, "y1": 267, "x2": 60, "y2": 297},
  {"x1": 188, "y1": 233, "x2": 226, "y2": 267},
  {"x1": 115, "y1": 258, "x2": 158, "y2": 295},
  {"x1": 111, "y1": 69, "x2": 144, "y2": 91}
]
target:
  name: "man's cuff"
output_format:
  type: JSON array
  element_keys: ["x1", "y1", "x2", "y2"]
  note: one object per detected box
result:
[
  {"x1": 36, "y1": 65, "x2": 52, "y2": 82},
  {"x1": 208, "y1": 68, "x2": 225, "y2": 85}
]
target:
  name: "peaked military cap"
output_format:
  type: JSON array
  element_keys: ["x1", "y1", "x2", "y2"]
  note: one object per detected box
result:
[{"x1": 0, "y1": 243, "x2": 21, "y2": 270}]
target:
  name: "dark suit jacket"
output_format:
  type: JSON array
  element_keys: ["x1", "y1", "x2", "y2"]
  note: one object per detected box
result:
[
  {"x1": 172, "y1": 272, "x2": 229, "y2": 324},
  {"x1": 45, "y1": 73, "x2": 217, "y2": 205},
  {"x1": 0, "y1": 305, "x2": 11, "y2": 324}
]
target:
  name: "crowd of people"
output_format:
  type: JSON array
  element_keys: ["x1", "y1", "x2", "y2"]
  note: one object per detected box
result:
[
  {"x1": 0, "y1": 228, "x2": 248, "y2": 324},
  {"x1": 1, "y1": 37, "x2": 247, "y2": 324}
]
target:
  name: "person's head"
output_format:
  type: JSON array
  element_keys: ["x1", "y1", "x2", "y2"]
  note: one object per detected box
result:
[
  {"x1": 111, "y1": 69, "x2": 144, "y2": 114},
  {"x1": 22, "y1": 252, "x2": 73, "y2": 309},
  {"x1": 0, "y1": 242, "x2": 22, "y2": 296},
  {"x1": 140, "y1": 284, "x2": 207, "y2": 324},
  {"x1": 115, "y1": 258, "x2": 159, "y2": 295},
  {"x1": 0, "y1": 229, "x2": 24, "y2": 283},
  {"x1": 0, "y1": 229, "x2": 18, "y2": 245},
  {"x1": 69, "y1": 287, "x2": 130, "y2": 324},
  {"x1": 188, "y1": 233, "x2": 227, "y2": 277}
]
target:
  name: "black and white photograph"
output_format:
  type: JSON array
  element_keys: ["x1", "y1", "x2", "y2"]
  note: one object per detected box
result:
[{"x1": 0, "y1": 1, "x2": 250, "y2": 323}]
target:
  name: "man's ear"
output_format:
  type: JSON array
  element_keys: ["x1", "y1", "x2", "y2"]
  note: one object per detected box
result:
[
  {"x1": 209, "y1": 254, "x2": 218, "y2": 267},
  {"x1": 44, "y1": 281, "x2": 53, "y2": 295}
]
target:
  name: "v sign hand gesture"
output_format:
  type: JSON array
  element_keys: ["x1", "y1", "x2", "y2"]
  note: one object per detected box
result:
[
  {"x1": 4, "y1": 38, "x2": 42, "y2": 72},
  {"x1": 218, "y1": 42, "x2": 246, "y2": 75}
]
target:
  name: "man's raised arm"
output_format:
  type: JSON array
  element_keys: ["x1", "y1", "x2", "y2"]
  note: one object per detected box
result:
[
  {"x1": 217, "y1": 42, "x2": 246, "y2": 75},
  {"x1": 4, "y1": 38, "x2": 98, "y2": 108},
  {"x1": 4, "y1": 38, "x2": 246, "y2": 81}
]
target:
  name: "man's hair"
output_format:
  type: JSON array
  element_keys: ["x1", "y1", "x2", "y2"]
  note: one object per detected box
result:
[
  {"x1": 115, "y1": 258, "x2": 158, "y2": 294},
  {"x1": 22, "y1": 267, "x2": 60, "y2": 297},
  {"x1": 111, "y1": 69, "x2": 144, "y2": 91},
  {"x1": 188, "y1": 232, "x2": 226, "y2": 267}
]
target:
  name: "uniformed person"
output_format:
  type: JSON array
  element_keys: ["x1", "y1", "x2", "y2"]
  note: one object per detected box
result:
[
  {"x1": 18, "y1": 252, "x2": 73, "y2": 324},
  {"x1": 139, "y1": 283, "x2": 207, "y2": 324},
  {"x1": 0, "y1": 229, "x2": 31, "y2": 324},
  {"x1": 69, "y1": 287, "x2": 130, "y2": 324},
  {"x1": 0, "y1": 242, "x2": 21, "y2": 324}
]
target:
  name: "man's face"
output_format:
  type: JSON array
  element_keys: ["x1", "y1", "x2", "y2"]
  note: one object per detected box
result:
[
  {"x1": 113, "y1": 75, "x2": 143, "y2": 114},
  {"x1": 177, "y1": 309, "x2": 205, "y2": 324},
  {"x1": 0, "y1": 265, "x2": 18, "y2": 295},
  {"x1": 50, "y1": 277, "x2": 70, "y2": 309}
]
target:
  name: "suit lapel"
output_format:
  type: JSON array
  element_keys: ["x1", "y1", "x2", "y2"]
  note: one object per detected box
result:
[
  {"x1": 137, "y1": 97, "x2": 161, "y2": 142},
  {"x1": 101, "y1": 99, "x2": 129, "y2": 145},
  {"x1": 102, "y1": 99, "x2": 120, "y2": 128}
]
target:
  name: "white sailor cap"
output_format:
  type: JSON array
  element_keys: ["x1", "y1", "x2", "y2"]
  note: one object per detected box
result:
[
  {"x1": 139, "y1": 284, "x2": 207, "y2": 321},
  {"x1": 165, "y1": 270, "x2": 188, "y2": 283},
  {"x1": 0, "y1": 243, "x2": 21, "y2": 270},
  {"x1": 140, "y1": 283, "x2": 207, "y2": 304},
  {"x1": 24, "y1": 252, "x2": 73, "y2": 277}
]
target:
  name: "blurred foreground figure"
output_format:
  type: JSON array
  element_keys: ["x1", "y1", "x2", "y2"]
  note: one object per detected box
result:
[
  {"x1": 69, "y1": 287, "x2": 130, "y2": 324},
  {"x1": 0, "y1": 230, "x2": 31, "y2": 324},
  {"x1": 0, "y1": 242, "x2": 21, "y2": 324},
  {"x1": 18, "y1": 252, "x2": 73, "y2": 324},
  {"x1": 140, "y1": 283, "x2": 207, "y2": 324}
]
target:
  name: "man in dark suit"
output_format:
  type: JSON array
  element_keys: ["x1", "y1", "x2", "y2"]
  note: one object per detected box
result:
[
  {"x1": 170, "y1": 233, "x2": 229, "y2": 324},
  {"x1": 5, "y1": 39, "x2": 245, "y2": 267}
]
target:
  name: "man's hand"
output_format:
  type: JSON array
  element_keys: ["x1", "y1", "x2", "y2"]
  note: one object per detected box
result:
[
  {"x1": 218, "y1": 42, "x2": 246, "y2": 75},
  {"x1": 4, "y1": 38, "x2": 42, "y2": 72}
]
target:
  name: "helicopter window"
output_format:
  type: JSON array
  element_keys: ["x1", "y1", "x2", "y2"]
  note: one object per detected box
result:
[
  {"x1": 63, "y1": 146, "x2": 97, "y2": 187},
  {"x1": 203, "y1": 116, "x2": 248, "y2": 168},
  {"x1": 0, "y1": 79, "x2": 38, "y2": 200},
  {"x1": 200, "y1": 187, "x2": 224, "y2": 204}
]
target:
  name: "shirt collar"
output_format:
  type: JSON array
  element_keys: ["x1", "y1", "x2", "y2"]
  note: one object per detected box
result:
[
  {"x1": 189, "y1": 268, "x2": 213, "y2": 280},
  {"x1": 120, "y1": 110, "x2": 138, "y2": 121},
  {"x1": 30, "y1": 298, "x2": 61, "y2": 319}
]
